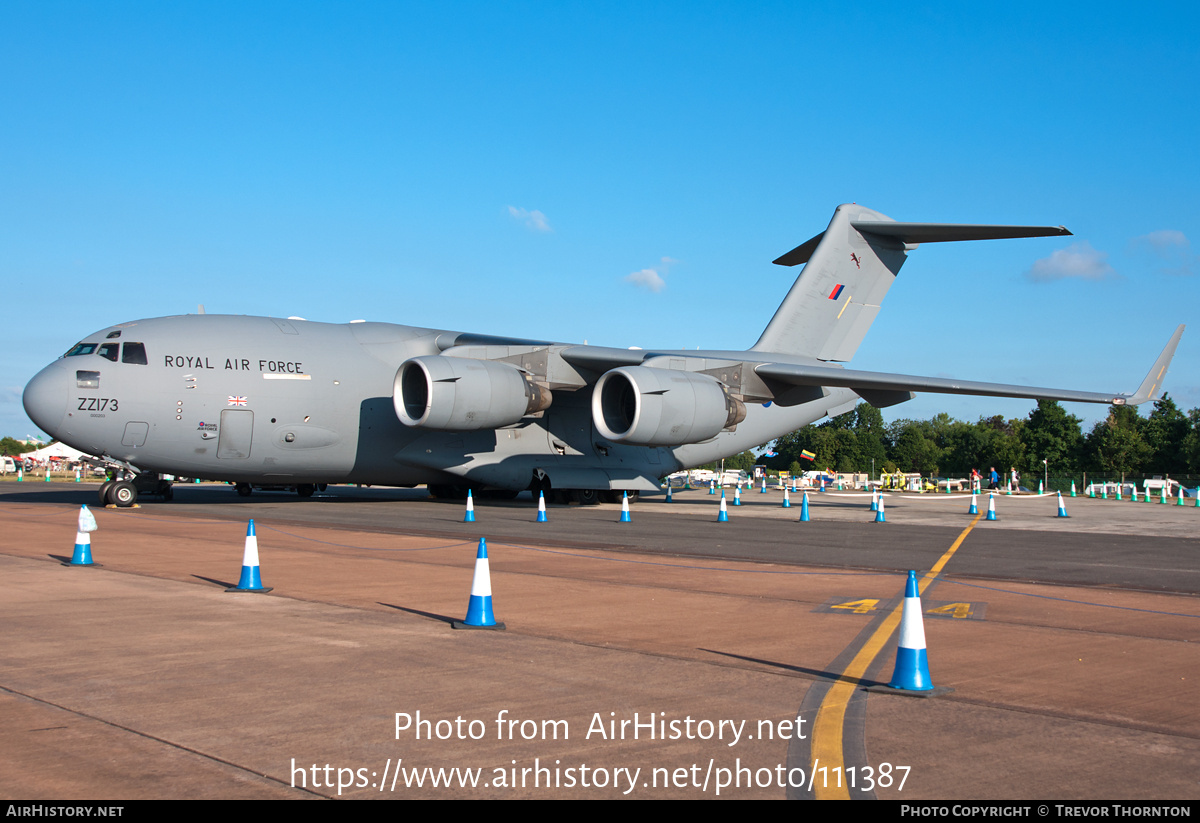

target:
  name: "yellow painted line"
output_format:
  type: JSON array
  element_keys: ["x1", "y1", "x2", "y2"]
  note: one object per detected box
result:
[
  {"x1": 836, "y1": 295, "x2": 852, "y2": 319},
  {"x1": 810, "y1": 513, "x2": 983, "y2": 799}
]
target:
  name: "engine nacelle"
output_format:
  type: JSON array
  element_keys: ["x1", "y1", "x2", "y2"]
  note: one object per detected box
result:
[
  {"x1": 591, "y1": 366, "x2": 746, "y2": 446},
  {"x1": 394, "y1": 356, "x2": 551, "y2": 431}
]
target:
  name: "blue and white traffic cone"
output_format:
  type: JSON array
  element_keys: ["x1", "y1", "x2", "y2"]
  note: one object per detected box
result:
[
  {"x1": 874, "y1": 493, "x2": 886, "y2": 523},
  {"x1": 871, "y1": 487, "x2": 878, "y2": 512},
  {"x1": 454, "y1": 538, "x2": 505, "y2": 630},
  {"x1": 536, "y1": 490, "x2": 548, "y2": 522},
  {"x1": 986, "y1": 494, "x2": 998, "y2": 521},
  {"x1": 717, "y1": 491, "x2": 729, "y2": 522},
  {"x1": 228, "y1": 520, "x2": 271, "y2": 592},
  {"x1": 734, "y1": 486, "x2": 741, "y2": 506},
  {"x1": 761, "y1": 477, "x2": 767, "y2": 494},
  {"x1": 1130, "y1": 486, "x2": 1138, "y2": 502},
  {"x1": 799, "y1": 492, "x2": 810, "y2": 522},
  {"x1": 968, "y1": 492, "x2": 978, "y2": 515},
  {"x1": 1115, "y1": 484, "x2": 1122, "y2": 501},
  {"x1": 1056, "y1": 491, "x2": 1069, "y2": 518},
  {"x1": 709, "y1": 480, "x2": 715, "y2": 495},
  {"x1": 68, "y1": 505, "x2": 95, "y2": 566},
  {"x1": 74, "y1": 468, "x2": 80, "y2": 483},
  {"x1": 620, "y1": 491, "x2": 632, "y2": 522},
  {"x1": 1161, "y1": 486, "x2": 1168, "y2": 505},
  {"x1": 1038, "y1": 480, "x2": 1044, "y2": 495},
  {"x1": 1071, "y1": 480, "x2": 1077, "y2": 498},
  {"x1": 464, "y1": 489, "x2": 476, "y2": 522},
  {"x1": 666, "y1": 484, "x2": 673, "y2": 503},
  {"x1": 1178, "y1": 487, "x2": 1186, "y2": 507},
  {"x1": 782, "y1": 487, "x2": 791, "y2": 508},
  {"x1": 888, "y1": 571, "x2": 933, "y2": 691}
]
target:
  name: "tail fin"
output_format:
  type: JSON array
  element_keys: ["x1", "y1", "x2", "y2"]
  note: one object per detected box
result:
[{"x1": 751, "y1": 204, "x2": 1071, "y2": 360}]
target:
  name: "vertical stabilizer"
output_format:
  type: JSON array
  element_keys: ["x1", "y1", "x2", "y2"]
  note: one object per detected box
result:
[
  {"x1": 752, "y1": 204, "x2": 907, "y2": 361},
  {"x1": 752, "y1": 205, "x2": 1072, "y2": 361}
]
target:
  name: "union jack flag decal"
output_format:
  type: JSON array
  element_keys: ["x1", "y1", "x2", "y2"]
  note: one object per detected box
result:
[{"x1": 227, "y1": 396, "x2": 248, "y2": 406}]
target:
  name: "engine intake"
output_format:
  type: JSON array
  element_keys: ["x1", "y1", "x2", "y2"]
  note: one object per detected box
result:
[
  {"x1": 394, "y1": 356, "x2": 551, "y2": 431},
  {"x1": 592, "y1": 366, "x2": 746, "y2": 446}
]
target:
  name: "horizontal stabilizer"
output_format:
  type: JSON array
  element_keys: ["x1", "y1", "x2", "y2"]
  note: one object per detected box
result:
[
  {"x1": 850, "y1": 221, "x2": 1071, "y2": 246},
  {"x1": 771, "y1": 222, "x2": 1071, "y2": 267}
]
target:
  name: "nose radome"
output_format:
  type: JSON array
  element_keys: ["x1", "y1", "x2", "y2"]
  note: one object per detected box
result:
[{"x1": 23, "y1": 364, "x2": 69, "y2": 438}]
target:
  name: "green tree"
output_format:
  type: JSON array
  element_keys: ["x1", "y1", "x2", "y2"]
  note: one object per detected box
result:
[
  {"x1": 1021, "y1": 400, "x2": 1083, "y2": 476},
  {"x1": 1084, "y1": 405, "x2": 1150, "y2": 473},
  {"x1": 1142, "y1": 394, "x2": 1188, "y2": 473}
]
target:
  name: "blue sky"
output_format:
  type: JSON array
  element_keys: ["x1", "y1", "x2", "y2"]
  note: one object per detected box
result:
[{"x1": 4, "y1": 1, "x2": 1197, "y2": 442}]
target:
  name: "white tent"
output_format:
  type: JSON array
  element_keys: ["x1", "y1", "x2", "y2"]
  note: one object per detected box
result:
[{"x1": 19, "y1": 441, "x2": 95, "y2": 463}]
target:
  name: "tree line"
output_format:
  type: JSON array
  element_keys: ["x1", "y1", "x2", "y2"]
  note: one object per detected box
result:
[{"x1": 756, "y1": 395, "x2": 1199, "y2": 479}]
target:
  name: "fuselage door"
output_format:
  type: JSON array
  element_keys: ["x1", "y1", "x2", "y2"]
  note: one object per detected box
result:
[{"x1": 217, "y1": 409, "x2": 254, "y2": 459}]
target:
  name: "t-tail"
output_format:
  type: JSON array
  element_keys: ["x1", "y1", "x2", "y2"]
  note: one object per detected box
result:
[{"x1": 751, "y1": 203, "x2": 1071, "y2": 360}]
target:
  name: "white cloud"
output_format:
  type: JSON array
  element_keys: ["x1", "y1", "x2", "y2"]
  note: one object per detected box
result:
[
  {"x1": 1025, "y1": 242, "x2": 1117, "y2": 282},
  {"x1": 505, "y1": 205, "x2": 552, "y2": 232},
  {"x1": 1132, "y1": 230, "x2": 1193, "y2": 276},
  {"x1": 1135, "y1": 229, "x2": 1188, "y2": 251},
  {"x1": 625, "y1": 268, "x2": 666, "y2": 292}
]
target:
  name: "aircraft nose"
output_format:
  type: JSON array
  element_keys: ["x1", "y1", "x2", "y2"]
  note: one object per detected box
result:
[{"x1": 23, "y1": 364, "x2": 69, "y2": 437}]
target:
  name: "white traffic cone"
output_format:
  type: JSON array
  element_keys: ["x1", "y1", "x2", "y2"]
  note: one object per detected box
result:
[
  {"x1": 986, "y1": 494, "x2": 998, "y2": 521},
  {"x1": 67, "y1": 505, "x2": 98, "y2": 566},
  {"x1": 782, "y1": 486, "x2": 791, "y2": 508},
  {"x1": 887, "y1": 570, "x2": 933, "y2": 691},
  {"x1": 464, "y1": 489, "x2": 475, "y2": 522},
  {"x1": 1057, "y1": 492, "x2": 1068, "y2": 518},
  {"x1": 874, "y1": 493, "x2": 886, "y2": 523},
  {"x1": 717, "y1": 491, "x2": 729, "y2": 522},
  {"x1": 968, "y1": 492, "x2": 978, "y2": 515},
  {"x1": 620, "y1": 491, "x2": 631, "y2": 522},
  {"x1": 453, "y1": 538, "x2": 504, "y2": 630},
  {"x1": 228, "y1": 520, "x2": 271, "y2": 592},
  {"x1": 537, "y1": 490, "x2": 548, "y2": 522}
]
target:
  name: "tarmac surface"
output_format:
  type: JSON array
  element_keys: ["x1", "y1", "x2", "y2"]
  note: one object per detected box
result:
[{"x1": 2, "y1": 481, "x2": 1198, "y2": 800}]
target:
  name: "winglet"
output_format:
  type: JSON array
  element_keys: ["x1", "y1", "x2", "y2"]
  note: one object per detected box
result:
[{"x1": 1123, "y1": 324, "x2": 1185, "y2": 405}]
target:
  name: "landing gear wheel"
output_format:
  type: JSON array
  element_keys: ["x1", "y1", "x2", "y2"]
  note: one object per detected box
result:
[
  {"x1": 107, "y1": 481, "x2": 137, "y2": 507},
  {"x1": 317, "y1": 483, "x2": 328, "y2": 492},
  {"x1": 98, "y1": 481, "x2": 113, "y2": 505},
  {"x1": 235, "y1": 483, "x2": 252, "y2": 497},
  {"x1": 551, "y1": 490, "x2": 571, "y2": 505},
  {"x1": 598, "y1": 490, "x2": 618, "y2": 504},
  {"x1": 572, "y1": 488, "x2": 600, "y2": 506},
  {"x1": 296, "y1": 484, "x2": 315, "y2": 498},
  {"x1": 626, "y1": 490, "x2": 640, "y2": 503}
]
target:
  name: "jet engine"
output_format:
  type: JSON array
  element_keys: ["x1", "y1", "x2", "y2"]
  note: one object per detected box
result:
[
  {"x1": 394, "y1": 356, "x2": 551, "y2": 431},
  {"x1": 591, "y1": 366, "x2": 746, "y2": 446}
]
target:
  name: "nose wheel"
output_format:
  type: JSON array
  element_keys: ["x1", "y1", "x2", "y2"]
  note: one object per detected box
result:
[{"x1": 105, "y1": 480, "x2": 138, "y2": 507}]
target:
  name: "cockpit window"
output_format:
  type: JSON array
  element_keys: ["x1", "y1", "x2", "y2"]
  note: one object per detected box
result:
[
  {"x1": 106, "y1": 330, "x2": 122, "y2": 339},
  {"x1": 122, "y1": 342, "x2": 148, "y2": 365},
  {"x1": 76, "y1": 370, "x2": 100, "y2": 389},
  {"x1": 98, "y1": 343, "x2": 119, "y2": 362},
  {"x1": 65, "y1": 342, "x2": 98, "y2": 357}
]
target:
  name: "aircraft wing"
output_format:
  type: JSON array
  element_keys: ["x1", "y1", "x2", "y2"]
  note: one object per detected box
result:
[{"x1": 755, "y1": 324, "x2": 1185, "y2": 407}]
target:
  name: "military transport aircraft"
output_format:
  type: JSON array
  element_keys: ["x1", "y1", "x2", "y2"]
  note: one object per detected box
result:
[{"x1": 23, "y1": 204, "x2": 1184, "y2": 507}]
